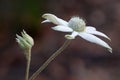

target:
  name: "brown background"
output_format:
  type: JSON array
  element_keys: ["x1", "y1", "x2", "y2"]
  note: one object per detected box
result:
[{"x1": 0, "y1": 0, "x2": 120, "y2": 80}]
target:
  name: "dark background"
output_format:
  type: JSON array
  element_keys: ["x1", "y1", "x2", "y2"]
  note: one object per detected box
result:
[{"x1": 0, "y1": 0, "x2": 120, "y2": 80}]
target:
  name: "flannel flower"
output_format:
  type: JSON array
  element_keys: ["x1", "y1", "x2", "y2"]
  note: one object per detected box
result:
[{"x1": 42, "y1": 13, "x2": 112, "y2": 53}]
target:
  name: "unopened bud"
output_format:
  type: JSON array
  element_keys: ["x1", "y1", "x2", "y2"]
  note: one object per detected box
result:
[{"x1": 16, "y1": 30, "x2": 34, "y2": 50}]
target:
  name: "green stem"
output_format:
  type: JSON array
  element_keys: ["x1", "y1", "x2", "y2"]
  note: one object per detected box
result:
[
  {"x1": 29, "y1": 39, "x2": 71, "y2": 80},
  {"x1": 25, "y1": 48, "x2": 31, "y2": 80}
]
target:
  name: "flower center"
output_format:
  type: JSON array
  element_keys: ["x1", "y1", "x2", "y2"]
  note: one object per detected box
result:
[{"x1": 68, "y1": 17, "x2": 86, "y2": 32}]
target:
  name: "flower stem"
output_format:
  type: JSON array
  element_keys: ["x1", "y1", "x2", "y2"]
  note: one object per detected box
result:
[
  {"x1": 29, "y1": 39, "x2": 71, "y2": 80},
  {"x1": 25, "y1": 48, "x2": 31, "y2": 80}
]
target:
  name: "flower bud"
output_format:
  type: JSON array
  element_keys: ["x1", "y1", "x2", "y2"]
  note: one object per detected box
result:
[{"x1": 16, "y1": 30, "x2": 34, "y2": 50}]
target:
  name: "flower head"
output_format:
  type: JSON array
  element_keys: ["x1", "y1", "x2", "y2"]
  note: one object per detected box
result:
[
  {"x1": 16, "y1": 30, "x2": 34, "y2": 50},
  {"x1": 42, "y1": 13, "x2": 112, "y2": 53},
  {"x1": 68, "y1": 17, "x2": 86, "y2": 32}
]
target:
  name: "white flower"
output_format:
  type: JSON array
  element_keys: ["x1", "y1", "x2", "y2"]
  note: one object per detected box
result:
[
  {"x1": 42, "y1": 13, "x2": 112, "y2": 53},
  {"x1": 16, "y1": 30, "x2": 34, "y2": 49}
]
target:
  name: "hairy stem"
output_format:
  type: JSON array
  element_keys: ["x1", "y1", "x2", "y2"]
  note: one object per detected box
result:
[
  {"x1": 29, "y1": 39, "x2": 71, "y2": 80},
  {"x1": 25, "y1": 48, "x2": 31, "y2": 80}
]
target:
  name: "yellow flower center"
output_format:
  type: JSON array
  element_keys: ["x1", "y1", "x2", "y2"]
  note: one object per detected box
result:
[{"x1": 68, "y1": 17, "x2": 86, "y2": 32}]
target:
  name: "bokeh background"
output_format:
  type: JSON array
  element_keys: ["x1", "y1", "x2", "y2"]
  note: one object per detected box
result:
[{"x1": 0, "y1": 0, "x2": 120, "y2": 80}]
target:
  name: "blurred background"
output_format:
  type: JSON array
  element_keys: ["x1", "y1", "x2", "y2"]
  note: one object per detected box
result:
[{"x1": 0, "y1": 0, "x2": 120, "y2": 80}]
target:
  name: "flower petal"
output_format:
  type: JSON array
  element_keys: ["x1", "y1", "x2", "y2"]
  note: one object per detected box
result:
[
  {"x1": 65, "y1": 31, "x2": 78, "y2": 39},
  {"x1": 42, "y1": 13, "x2": 68, "y2": 26},
  {"x1": 78, "y1": 32, "x2": 112, "y2": 53},
  {"x1": 41, "y1": 20, "x2": 51, "y2": 23},
  {"x1": 52, "y1": 25, "x2": 73, "y2": 32},
  {"x1": 86, "y1": 26, "x2": 111, "y2": 40},
  {"x1": 86, "y1": 26, "x2": 96, "y2": 31}
]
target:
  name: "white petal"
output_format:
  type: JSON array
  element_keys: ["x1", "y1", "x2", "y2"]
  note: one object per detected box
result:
[
  {"x1": 41, "y1": 20, "x2": 51, "y2": 23},
  {"x1": 65, "y1": 31, "x2": 78, "y2": 39},
  {"x1": 86, "y1": 26, "x2": 96, "y2": 31},
  {"x1": 42, "y1": 13, "x2": 68, "y2": 26},
  {"x1": 78, "y1": 32, "x2": 112, "y2": 53},
  {"x1": 86, "y1": 26, "x2": 111, "y2": 40},
  {"x1": 52, "y1": 25, "x2": 73, "y2": 32}
]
